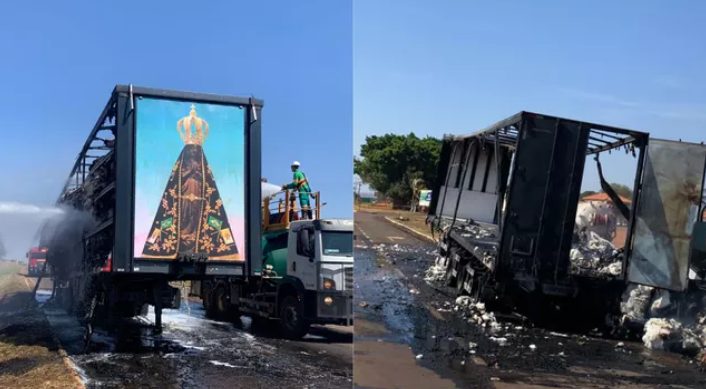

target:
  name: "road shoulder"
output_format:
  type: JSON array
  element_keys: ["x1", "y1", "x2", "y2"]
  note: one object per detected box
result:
[
  {"x1": 382, "y1": 216, "x2": 435, "y2": 243},
  {"x1": 0, "y1": 261, "x2": 84, "y2": 388}
]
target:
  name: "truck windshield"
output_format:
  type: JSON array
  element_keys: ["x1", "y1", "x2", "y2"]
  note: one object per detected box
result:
[
  {"x1": 321, "y1": 231, "x2": 353, "y2": 257},
  {"x1": 30, "y1": 253, "x2": 47, "y2": 259}
]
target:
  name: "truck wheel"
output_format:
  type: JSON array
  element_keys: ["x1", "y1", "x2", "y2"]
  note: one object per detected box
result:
[
  {"x1": 206, "y1": 285, "x2": 230, "y2": 319},
  {"x1": 214, "y1": 286, "x2": 229, "y2": 317},
  {"x1": 457, "y1": 267, "x2": 468, "y2": 294},
  {"x1": 203, "y1": 288, "x2": 213, "y2": 313},
  {"x1": 278, "y1": 295, "x2": 310, "y2": 339}
]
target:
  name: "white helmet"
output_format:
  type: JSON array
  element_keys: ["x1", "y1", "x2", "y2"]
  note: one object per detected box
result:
[{"x1": 291, "y1": 160, "x2": 301, "y2": 167}]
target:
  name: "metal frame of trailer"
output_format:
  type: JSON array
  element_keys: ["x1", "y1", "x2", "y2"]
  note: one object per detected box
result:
[{"x1": 429, "y1": 112, "x2": 650, "y2": 302}]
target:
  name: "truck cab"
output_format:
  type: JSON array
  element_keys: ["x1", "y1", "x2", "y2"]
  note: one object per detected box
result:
[
  {"x1": 26, "y1": 247, "x2": 49, "y2": 276},
  {"x1": 200, "y1": 188, "x2": 353, "y2": 338},
  {"x1": 282, "y1": 219, "x2": 353, "y2": 325}
]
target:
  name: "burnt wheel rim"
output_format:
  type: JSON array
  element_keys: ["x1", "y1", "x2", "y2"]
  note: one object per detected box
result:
[{"x1": 283, "y1": 303, "x2": 299, "y2": 328}]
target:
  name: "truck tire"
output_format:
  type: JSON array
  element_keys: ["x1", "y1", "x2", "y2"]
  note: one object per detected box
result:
[
  {"x1": 278, "y1": 295, "x2": 310, "y2": 339},
  {"x1": 206, "y1": 285, "x2": 230, "y2": 319},
  {"x1": 214, "y1": 286, "x2": 229, "y2": 317}
]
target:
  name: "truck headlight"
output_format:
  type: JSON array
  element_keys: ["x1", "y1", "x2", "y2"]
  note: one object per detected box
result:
[
  {"x1": 322, "y1": 277, "x2": 336, "y2": 290},
  {"x1": 323, "y1": 296, "x2": 334, "y2": 305}
]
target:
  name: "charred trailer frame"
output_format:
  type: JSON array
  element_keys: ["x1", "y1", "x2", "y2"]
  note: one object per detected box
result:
[
  {"x1": 41, "y1": 85, "x2": 263, "y2": 331},
  {"x1": 428, "y1": 112, "x2": 651, "y2": 322}
]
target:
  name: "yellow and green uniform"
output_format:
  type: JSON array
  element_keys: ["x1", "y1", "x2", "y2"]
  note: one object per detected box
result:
[{"x1": 284, "y1": 169, "x2": 312, "y2": 211}]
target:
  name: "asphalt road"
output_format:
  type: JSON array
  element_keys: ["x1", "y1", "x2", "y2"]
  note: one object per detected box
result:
[
  {"x1": 35, "y1": 287, "x2": 352, "y2": 388},
  {"x1": 355, "y1": 211, "x2": 430, "y2": 247},
  {"x1": 354, "y1": 210, "x2": 706, "y2": 389}
]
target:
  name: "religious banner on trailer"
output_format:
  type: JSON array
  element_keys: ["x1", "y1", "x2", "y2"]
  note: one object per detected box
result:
[{"x1": 133, "y1": 97, "x2": 246, "y2": 261}]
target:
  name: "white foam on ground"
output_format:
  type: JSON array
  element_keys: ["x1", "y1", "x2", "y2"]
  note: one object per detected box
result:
[
  {"x1": 144, "y1": 306, "x2": 219, "y2": 331},
  {"x1": 67, "y1": 356, "x2": 91, "y2": 387},
  {"x1": 209, "y1": 360, "x2": 245, "y2": 368},
  {"x1": 173, "y1": 339, "x2": 207, "y2": 351}
]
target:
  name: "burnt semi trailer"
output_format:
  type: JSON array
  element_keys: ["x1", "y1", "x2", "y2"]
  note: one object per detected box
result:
[
  {"x1": 42, "y1": 85, "x2": 262, "y2": 330},
  {"x1": 428, "y1": 111, "x2": 706, "y2": 322}
]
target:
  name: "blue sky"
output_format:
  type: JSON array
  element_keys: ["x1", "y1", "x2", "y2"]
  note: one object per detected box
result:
[
  {"x1": 0, "y1": 0, "x2": 351, "y2": 258},
  {"x1": 354, "y1": 1, "x2": 706, "y2": 192},
  {"x1": 0, "y1": 0, "x2": 351, "y2": 213}
]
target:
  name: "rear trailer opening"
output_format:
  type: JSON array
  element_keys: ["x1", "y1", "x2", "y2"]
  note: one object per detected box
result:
[
  {"x1": 570, "y1": 130, "x2": 643, "y2": 280},
  {"x1": 40, "y1": 85, "x2": 263, "y2": 336}
]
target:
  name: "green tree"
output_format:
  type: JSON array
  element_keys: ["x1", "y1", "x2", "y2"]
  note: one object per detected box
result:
[{"x1": 354, "y1": 133, "x2": 441, "y2": 207}]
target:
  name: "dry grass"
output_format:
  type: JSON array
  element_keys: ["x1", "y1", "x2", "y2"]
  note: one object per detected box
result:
[{"x1": 0, "y1": 260, "x2": 81, "y2": 389}]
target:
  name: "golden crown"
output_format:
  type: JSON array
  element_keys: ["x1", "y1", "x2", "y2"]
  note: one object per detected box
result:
[{"x1": 177, "y1": 104, "x2": 210, "y2": 145}]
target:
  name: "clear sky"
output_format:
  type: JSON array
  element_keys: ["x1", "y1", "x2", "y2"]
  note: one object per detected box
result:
[
  {"x1": 354, "y1": 1, "x2": 706, "y2": 192},
  {"x1": 0, "y1": 0, "x2": 352, "y2": 259}
]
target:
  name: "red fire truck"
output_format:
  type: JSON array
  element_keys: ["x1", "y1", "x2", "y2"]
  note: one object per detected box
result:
[{"x1": 26, "y1": 247, "x2": 48, "y2": 276}]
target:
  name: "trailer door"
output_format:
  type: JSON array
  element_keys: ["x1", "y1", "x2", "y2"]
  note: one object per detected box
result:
[{"x1": 627, "y1": 139, "x2": 706, "y2": 291}]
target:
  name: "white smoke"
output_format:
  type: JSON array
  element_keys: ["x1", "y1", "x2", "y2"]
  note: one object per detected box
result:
[
  {"x1": 0, "y1": 201, "x2": 64, "y2": 260},
  {"x1": 0, "y1": 201, "x2": 63, "y2": 215},
  {"x1": 262, "y1": 182, "x2": 282, "y2": 200}
]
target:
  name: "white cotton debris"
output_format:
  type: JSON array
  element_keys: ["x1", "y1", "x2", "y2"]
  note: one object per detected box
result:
[
  {"x1": 682, "y1": 329, "x2": 703, "y2": 356},
  {"x1": 649, "y1": 289, "x2": 671, "y2": 316},
  {"x1": 448, "y1": 295, "x2": 504, "y2": 334},
  {"x1": 528, "y1": 344, "x2": 537, "y2": 351},
  {"x1": 489, "y1": 337, "x2": 508, "y2": 347},
  {"x1": 424, "y1": 257, "x2": 448, "y2": 283},
  {"x1": 599, "y1": 261, "x2": 622, "y2": 276},
  {"x1": 642, "y1": 318, "x2": 683, "y2": 350},
  {"x1": 571, "y1": 227, "x2": 622, "y2": 278},
  {"x1": 620, "y1": 284, "x2": 654, "y2": 325},
  {"x1": 639, "y1": 312, "x2": 706, "y2": 357},
  {"x1": 415, "y1": 354, "x2": 423, "y2": 360}
]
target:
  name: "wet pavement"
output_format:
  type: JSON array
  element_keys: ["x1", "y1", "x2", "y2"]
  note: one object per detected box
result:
[
  {"x1": 354, "y1": 210, "x2": 706, "y2": 388},
  {"x1": 38, "y1": 292, "x2": 352, "y2": 388}
]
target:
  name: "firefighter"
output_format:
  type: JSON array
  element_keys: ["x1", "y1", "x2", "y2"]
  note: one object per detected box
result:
[{"x1": 282, "y1": 161, "x2": 313, "y2": 219}]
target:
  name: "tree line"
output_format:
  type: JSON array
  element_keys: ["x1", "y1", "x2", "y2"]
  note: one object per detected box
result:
[{"x1": 354, "y1": 133, "x2": 442, "y2": 207}]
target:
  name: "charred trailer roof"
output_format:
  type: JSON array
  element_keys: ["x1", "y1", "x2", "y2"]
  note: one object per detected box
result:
[
  {"x1": 429, "y1": 112, "x2": 649, "y2": 293},
  {"x1": 47, "y1": 85, "x2": 263, "y2": 280}
]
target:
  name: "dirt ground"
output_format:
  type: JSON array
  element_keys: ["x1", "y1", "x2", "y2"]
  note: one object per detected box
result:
[
  {"x1": 0, "y1": 261, "x2": 81, "y2": 389},
  {"x1": 356, "y1": 206, "x2": 432, "y2": 240}
]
